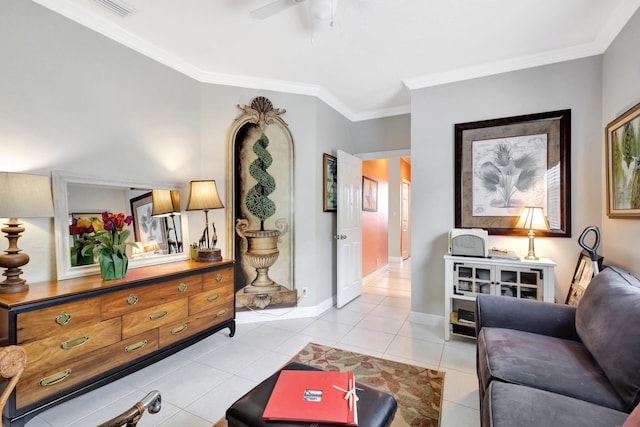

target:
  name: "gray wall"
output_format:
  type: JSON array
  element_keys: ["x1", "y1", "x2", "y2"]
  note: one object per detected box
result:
[
  {"x1": 0, "y1": 0, "x2": 349, "y2": 308},
  {"x1": 410, "y1": 57, "x2": 603, "y2": 316},
  {"x1": 601, "y1": 8, "x2": 640, "y2": 275}
]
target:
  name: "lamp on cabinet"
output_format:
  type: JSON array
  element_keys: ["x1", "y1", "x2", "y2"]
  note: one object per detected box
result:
[
  {"x1": 515, "y1": 206, "x2": 550, "y2": 261},
  {"x1": 186, "y1": 180, "x2": 224, "y2": 262},
  {"x1": 0, "y1": 172, "x2": 54, "y2": 293}
]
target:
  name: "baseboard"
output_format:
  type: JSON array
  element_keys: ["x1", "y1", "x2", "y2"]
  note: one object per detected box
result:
[
  {"x1": 388, "y1": 256, "x2": 404, "y2": 264},
  {"x1": 236, "y1": 297, "x2": 333, "y2": 324},
  {"x1": 410, "y1": 311, "x2": 444, "y2": 327},
  {"x1": 363, "y1": 265, "x2": 389, "y2": 286}
]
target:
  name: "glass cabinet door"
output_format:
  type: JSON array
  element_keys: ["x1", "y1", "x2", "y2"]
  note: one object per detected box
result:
[
  {"x1": 454, "y1": 263, "x2": 494, "y2": 296},
  {"x1": 496, "y1": 267, "x2": 542, "y2": 300}
]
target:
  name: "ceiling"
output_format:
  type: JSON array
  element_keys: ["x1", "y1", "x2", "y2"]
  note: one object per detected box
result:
[{"x1": 34, "y1": 0, "x2": 640, "y2": 121}]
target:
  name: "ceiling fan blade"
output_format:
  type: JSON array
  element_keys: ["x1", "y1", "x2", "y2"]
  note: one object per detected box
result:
[{"x1": 250, "y1": 0, "x2": 305, "y2": 20}]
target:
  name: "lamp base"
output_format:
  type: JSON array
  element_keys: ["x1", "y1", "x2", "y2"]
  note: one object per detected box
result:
[
  {"x1": 0, "y1": 219, "x2": 30, "y2": 294},
  {"x1": 195, "y1": 248, "x2": 222, "y2": 263}
]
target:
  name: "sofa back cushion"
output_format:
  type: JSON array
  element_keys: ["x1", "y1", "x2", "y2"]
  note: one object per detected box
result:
[{"x1": 576, "y1": 267, "x2": 640, "y2": 412}]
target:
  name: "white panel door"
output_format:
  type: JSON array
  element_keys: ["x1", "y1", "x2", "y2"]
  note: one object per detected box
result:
[{"x1": 336, "y1": 150, "x2": 362, "y2": 308}]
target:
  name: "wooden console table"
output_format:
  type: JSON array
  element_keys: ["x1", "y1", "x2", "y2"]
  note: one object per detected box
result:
[{"x1": 0, "y1": 259, "x2": 235, "y2": 427}]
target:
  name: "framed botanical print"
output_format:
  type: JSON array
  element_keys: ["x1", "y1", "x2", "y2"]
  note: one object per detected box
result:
[
  {"x1": 455, "y1": 109, "x2": 571, "y2": 237},
  {"x1": 362, "y1": 176, "x2": 378, "y2": 212},
  {"x1": 323, "y1": 153, "x2": 337, "y2": 212},
  {"x1": 606, "y1": 102, "x2": 640, "y2": 217}
]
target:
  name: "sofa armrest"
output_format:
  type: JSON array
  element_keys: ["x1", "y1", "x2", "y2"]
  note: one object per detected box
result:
[{"x1": 476, "y1": 294, "x2": 581, "y2": 341}]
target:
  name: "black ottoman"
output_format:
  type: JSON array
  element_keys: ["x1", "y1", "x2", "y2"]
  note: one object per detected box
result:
[{"x1": 226, "y1": 362, "x2": 397, "y2": 427}]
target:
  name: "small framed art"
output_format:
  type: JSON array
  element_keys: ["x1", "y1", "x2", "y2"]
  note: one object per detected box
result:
[
  {"x1": 323, "y1": 153, "x2": 337, "y2": 212},
  {"x1": 362, "y1": 176, "x2": 378, "y2": 212}
]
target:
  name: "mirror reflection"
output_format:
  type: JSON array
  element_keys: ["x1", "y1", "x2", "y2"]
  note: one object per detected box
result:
[{"x1": 53, "y1": 172, "x2": 188, "y2": 280}]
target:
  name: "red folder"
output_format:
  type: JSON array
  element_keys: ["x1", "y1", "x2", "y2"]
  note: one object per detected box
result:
[{"x1": 263, "y1": 370, "x2": 358, "y2": 425}]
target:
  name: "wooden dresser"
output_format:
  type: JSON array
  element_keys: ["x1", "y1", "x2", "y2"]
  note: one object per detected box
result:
[{"x1": 0, "y1": 259, "x2": 235, "y2": 427}]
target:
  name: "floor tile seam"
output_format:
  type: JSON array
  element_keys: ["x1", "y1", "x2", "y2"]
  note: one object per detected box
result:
[
  {"x1": 437, "y1": 364, "x2": 478, "y2": 376},
  {"x1": 441, "y1": 398, "x2": 481, "y2": 411},
  {"x1": 163, "y1": 408, "x2": 215, "y2": 425}
]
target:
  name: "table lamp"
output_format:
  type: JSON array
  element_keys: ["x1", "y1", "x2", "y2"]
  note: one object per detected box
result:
[
  {"x1": 515, "y1": 206, "x2": 550, "y2": 260},
  {"x1": 151, "y1": 189, "x2": 182, "y2": 254},
  {"x1": 0, "y1": 172, "x2": 54, "y2": 293},
  {"x1": 186, "y1": 180, "x2": 224, "y2": 262}
]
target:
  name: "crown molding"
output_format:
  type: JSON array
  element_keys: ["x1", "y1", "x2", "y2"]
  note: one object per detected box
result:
[
  {"x1": 594, "y1": 0, "x2": 640, "y2": 51},
  {"x1": 403, "y1": 42, "x2": 601, "y2": 90}
]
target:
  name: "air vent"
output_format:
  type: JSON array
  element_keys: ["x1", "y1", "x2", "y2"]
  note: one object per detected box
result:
[{"x1": 93, "y1": 0, "x2": 136, "y2": 18}]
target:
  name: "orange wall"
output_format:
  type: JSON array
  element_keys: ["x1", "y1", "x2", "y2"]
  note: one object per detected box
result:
[{"x1": 362, "y1": 159, "x2": 389, "y2": 277}]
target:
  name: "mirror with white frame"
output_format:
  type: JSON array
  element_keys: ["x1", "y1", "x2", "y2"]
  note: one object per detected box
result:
[{"x1": 53, "y1": 171, "x2": 189, "y2": 280}]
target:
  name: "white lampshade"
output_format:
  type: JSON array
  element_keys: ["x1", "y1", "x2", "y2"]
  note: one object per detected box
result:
[
  {"x1": 515, "y1": 206, "x2": 550, "y2": 231},
  {"x1": 186, "y1": 180, "x2": 224, "y2": 211},
  {"x1": 0, "y1": 172, "x2": 54, "y2": 218},
  {"x1": 151, "y1": 189, "x2": 181, "y2": 217}
]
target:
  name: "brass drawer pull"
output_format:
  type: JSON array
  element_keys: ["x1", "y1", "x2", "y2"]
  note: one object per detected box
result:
[
  {"x1": 178, "y1": 283, "x2": 187, "y2": 293},
  {"x1": 207, "y1": 293, "x2": 220, "y2": 302},
  {"x1": 216, "y1": 274, "x2": 223, "y2": 282},
  {"x1": 40, "y1": 369, "x2": 71, "y2": 387},
  {"x1": 149, "y1": 310, "x2": 168, "y2": 321},
  {"x1": 216, "y1": 308, "x2": 227, "y2": 317},
  {"x1": 170, "y1": 324, "x2": 188, "y2": 335},
  {"x1": 125, "y1": 340, "x2": 148, "y2": 353},
  {"x1": 127, "y1": 294, "x2": 139, "y2": 305},
  {"x1": 55, "y1": 311, "x2": 71, "y2": 326},
  {"x1": 60, "y1": 336, "x2": 90, "y2": 349}
]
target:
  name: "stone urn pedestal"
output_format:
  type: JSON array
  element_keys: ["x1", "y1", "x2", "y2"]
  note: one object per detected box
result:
[{"x1": 235, "y1": 219, "x2": 297, "y2": 310}]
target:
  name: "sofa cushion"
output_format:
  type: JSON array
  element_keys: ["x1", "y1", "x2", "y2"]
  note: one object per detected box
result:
[
  {"x1": 483, "y1": 381, "x2": 629, "y2": 427},
  {"x1": 576, "y1": 267, "x2": 640, "y2": 411},
  {"x1": 478, "y1": 327, "x2": 625, "y2": 411}
]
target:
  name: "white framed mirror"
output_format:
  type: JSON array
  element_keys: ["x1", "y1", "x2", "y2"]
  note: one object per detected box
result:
[{"x1": 53, "y1": 171, "x2": 189, "y2": 280}]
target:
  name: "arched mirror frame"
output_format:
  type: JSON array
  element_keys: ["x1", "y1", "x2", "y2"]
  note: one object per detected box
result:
[{"x1": 53, "y1": 170, "x2": 189, "y2": 280}]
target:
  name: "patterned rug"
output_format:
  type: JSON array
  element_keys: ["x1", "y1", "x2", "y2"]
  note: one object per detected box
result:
[{"x1": 214, "y1": 342, "x2": 445, "y2": 426}]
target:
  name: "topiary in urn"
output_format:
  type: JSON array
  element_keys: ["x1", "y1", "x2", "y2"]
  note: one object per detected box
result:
[{"x1": 236, "y1": 132, "x2": 282, "y2": 293}]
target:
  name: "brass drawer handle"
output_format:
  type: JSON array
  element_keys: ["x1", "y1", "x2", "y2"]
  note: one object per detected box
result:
[
  {"x1": 216, "y1": 274, "x2": 223, "y2": 282},
  {"x1": 127, "y1": 294, "x2": 139, "y2": 305},
  {"x1": 170, "y1": 324, "x2": 188, "y2": 335},
  {"x1": 216, "y1": 308, "x2": 227, "y2": 317},
  {"x1": 40, "y1": 369, "x2": 72, "y2": 387},
  {"x1": 125, "y1": 340, "x2": 148, "y2": 353},
  {"x1": 55, "y1": 311, "x2": 71, "y2": 326},
  {"x1": 149, "y1": 310, "x2": 168, "y2": 321},
  {"x1": 207, "y1": 293, "x2": 220, "y2": 302},
  {"x1": 178, "y1": 283, "x2": 187, "y2": 293},
  {"x1": 60, "y1": 336, "x2": 90, "y2": 349}
]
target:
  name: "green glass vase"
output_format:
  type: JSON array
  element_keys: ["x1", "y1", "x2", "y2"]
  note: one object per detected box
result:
[{"x1": 98, "y1": 253, "x2": 128, "y2": 280}]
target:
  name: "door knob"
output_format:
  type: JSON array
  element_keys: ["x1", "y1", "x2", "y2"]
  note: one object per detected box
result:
[{"x1": 334, "y1": 234, "x2": 347, "y2": 240}]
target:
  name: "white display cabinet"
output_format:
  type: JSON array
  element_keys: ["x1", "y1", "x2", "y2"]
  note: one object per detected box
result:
[{"x1": 444, "y1": 255, "x2": 556, "y2": 340}]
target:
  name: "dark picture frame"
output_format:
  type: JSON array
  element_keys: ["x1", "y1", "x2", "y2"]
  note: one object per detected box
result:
[
  {"x1": 454, "y1": 109, "x2": 571, "y2": 237},
  {"x1": 323, "y1": 153, "x2": 337, "y2": 212},
  {"x1": 605, "y1": 102, "x2": 640, "y2": 218},
  {"x1": 130, "y1": 192, "x2": 166, "y2": 245},
  {"x1": 362, "y1": 176, "x2": 378, "y2": 212},
  {"x1": 565, "y1": 250, "x2": 604, "y2": 306}
]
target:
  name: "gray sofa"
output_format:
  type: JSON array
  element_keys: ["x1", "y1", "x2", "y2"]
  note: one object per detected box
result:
[{"x1": 476, "y1": 266, "x2": 640, "y2": 427}]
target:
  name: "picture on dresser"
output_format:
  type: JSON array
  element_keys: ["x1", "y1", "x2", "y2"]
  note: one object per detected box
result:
[{"x1": 130, "y1": 192, "x2": 166, "y2": 250}]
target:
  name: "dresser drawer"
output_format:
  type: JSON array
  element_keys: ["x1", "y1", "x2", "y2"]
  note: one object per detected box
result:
[
  {"x1": 16, "y1": 329, "x2": 159, "y2": 409},
  {"x1": 189, "y1": 285, "x2": 234, "y2": 315},
  {"x1": 101, "y1": 275, "x2": 202, "y2": 319},
  {"x1": 202, "y1": 266, "x2": 234, "y2": 291},
  {"x1": 22, "y1": 318, "x2": 121, "y2": 375},
  {"x1": 159, "y1": 301, "x2": 234, "y2": 347},
  {"x1": 17, "y1": 298, "x2": 102, "y2": 344},
  {"x1": 121, "y1": 299, "x2": 188, "y2": 339}
]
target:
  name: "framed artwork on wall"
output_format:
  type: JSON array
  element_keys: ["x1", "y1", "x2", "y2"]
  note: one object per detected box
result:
[
  {"x1": 605, "y1": 102, "x2": 640, "y2": 217},
  {"x1": 454, "y1": 109, "x2": 571, "y2": 237},
  {"x1": 362, "y1": 176, "x2": 378, "y2": 212},
  {"x1": 323, "y1": 153, "x2": 337, "y2": 212}
]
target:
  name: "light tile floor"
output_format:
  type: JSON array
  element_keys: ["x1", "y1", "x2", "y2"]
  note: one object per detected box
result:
[{"x1": 26, "y1": 260, "x2": 480, "y2": 426}]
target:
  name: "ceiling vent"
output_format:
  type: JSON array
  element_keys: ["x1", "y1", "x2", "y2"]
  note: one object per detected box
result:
[{"x1": 93, "y1": 0, "x2": 136, "y2": 18}]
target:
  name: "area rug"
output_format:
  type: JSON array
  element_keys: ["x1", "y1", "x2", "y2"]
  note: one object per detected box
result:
[{"x1": 214, "y1": 342, "x2": 445, "y2": 427}]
